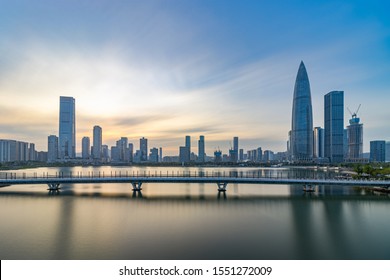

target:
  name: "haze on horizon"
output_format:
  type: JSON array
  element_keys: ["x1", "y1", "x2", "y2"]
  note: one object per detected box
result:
[{"x1": 0, "y1": 0, "x2": 389, "y2": 155}]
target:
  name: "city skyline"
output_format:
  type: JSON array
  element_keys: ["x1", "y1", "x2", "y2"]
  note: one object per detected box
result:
[{"x1": 1, "y1": 1, "x2": 389, "y2": 154}]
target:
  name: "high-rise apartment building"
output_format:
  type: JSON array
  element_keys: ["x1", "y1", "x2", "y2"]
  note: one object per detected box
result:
[
  {"x1": 386, "y1": 142, "x2": 390, "y2": 163},
  {"x1": 117, "y1": 137, "x2": 129, "y2": 162},
  {"x1": 140, "y1": 137, "x2": 148, "y2": 161},
  {"x1": 370, "y1": 140, "x2": 386, "y2": 162},
  {"x1": 313, "y1": 127, "x2": 324, "y2": 158},
  {"x1": 92, "y1": 125, "x2": 102, "y2": 160},
  {"x1": 101, "y1": 145, "x2": 109, "y2": 162},
  {"x1": 291, "y1": 61, "x2": 313, "y2": 161},
  {"x1": 48, "y1": 135, "x2": 59, "y2": 162},
  {"x1": 129, "y1": 143, "x2": 134, "y2": 162},
  {"x1": 0, "y1": 139, "x2": 29, "y2": 162},
  {"x1": 239, "y1": 148, "x2": 244, "y2": 162},
  {"x1": 247, "y1": 149, "x2": 257, "y2": 162},
  {"x1": 110, "y1": 146, "x2": 119, "y2": 162},
  {"x1": 82, "y1": 136, "x2": 90, "y2": 160},
  {"x1": 198, "y1": 135, "x2": 205, "y2": 162},
  {"x1": 29, "y1": 143, "x2": 36, "y2": 161},
  {"x1": 324, "y1": 91, "x2": 344, "y2": 163},
  {"x1": 0, "y1": 140, "x2": 12, "y2": 162},
  {"x1": 59, "y1": 96, "x2": 75, "y2": 159},
  {"x1": 112, "y1": 138, "x2": 132, "y2": 162},
  {"x1": 263, "y1": 150, "x2": 274, "y2": 162},
  {"x1": 37, "y1": 151, "x2": 48, "y2": 162},
  {"x1": 179, "y1": 146, "x2": 190, "y2": 163},
  {"x1": 257, "y1": 147, "x2": 263, "y2": 162},
  {"x1": 149, "y1": 148, "x2": 159, "y2": 163}
]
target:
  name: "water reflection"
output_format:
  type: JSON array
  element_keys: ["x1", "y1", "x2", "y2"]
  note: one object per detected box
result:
[
  {"x1": 48, "y1": 190, "x2": 61, "y2": 196},
  {"x1": 1, "y1": 166, "x2": 390, "y2": 260},
  {"x1": 217, "y1": 191, "x2": 227, "y2": 200},
  {"x1": 0, "y1": 191, "x2": 389, "y2": 259},
  {"x1": 132, "y1": 190, "x2": 143, "y2": 199}
]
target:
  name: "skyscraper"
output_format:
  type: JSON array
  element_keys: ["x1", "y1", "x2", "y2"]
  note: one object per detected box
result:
[
  {"x1": 82, "y1": 136, "x2": 90, "y2": 160},
  {"x1": 291, "y1": 61, "x2": 313, "y2": 161},
  {"x1": 92, "y1": 125, "x2": 102, "y2": 160},
  {"x1": 59, "y1": 96, "x2": 75, "y2": 159},
  {"x1": 198, "y1": 135, "x2": 205, "y2": 162},
  {"x1": 324, "y1": 91, "x2": 344, "y2": 163},
  {"x1": 140, "y1": 137, "x2": 148, "y2": 161},
  {"x1": 185, "y1": 136, "x2": 191, "y2": 154},
  {"x1": 48, "y1": 135, "x2": 59, "y2": 162},
  {"x1": 313, "y1": 127, "x2": 324, "y2": 158},
  {"x1": 370, "y1": 140, "x2": 386, "y2": 162},
  {"x1": 232, "y1": 136, "x2": 239, "y2": 162},
  {"x1": 185, "y1": 136, "x2": 191, "y2": 162},
  {"x1": 386, "y1": 142, "x2": 390, "y2": 163},
  {"x1": 347, "y1": 113, "x2": 363, "y2": 161}
]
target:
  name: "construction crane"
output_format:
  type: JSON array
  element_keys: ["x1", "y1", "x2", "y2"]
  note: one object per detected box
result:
[{"x1": 347, "y1": 104, "x2": 361, "y2": 119}]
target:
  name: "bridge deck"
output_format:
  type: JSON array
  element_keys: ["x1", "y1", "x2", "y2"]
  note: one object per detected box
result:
[{"x1": 0, "y1": 175, "x2": 389, "y2": 187}]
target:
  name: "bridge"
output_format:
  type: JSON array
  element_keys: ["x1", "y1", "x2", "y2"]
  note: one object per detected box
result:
[{"x1": 0, "y1": 171, "x2": 389, "y2": 192}]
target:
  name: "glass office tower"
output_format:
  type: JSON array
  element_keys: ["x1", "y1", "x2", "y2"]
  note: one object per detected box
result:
[
  {"x1": 59, "y1": 96, "x2": 75, "y2": 159},
  {"x1": 324, "y1": 91, "x2": 344, "y2": 163},
  {"x1": 291, "y1": 61, "x2": 313, "y2": 161}
]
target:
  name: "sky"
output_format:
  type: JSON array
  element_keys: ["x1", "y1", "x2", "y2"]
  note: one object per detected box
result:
[{"x1": 0, "y1": 0, "x2": 389, "y2": 156}]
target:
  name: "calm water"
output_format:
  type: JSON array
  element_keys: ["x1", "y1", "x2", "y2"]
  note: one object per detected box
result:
[{"x1": 0, "y1": 166, "x2": 389, "y2": 260}]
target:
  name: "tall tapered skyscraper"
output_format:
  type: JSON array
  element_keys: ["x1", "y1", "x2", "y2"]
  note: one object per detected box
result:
[
  {"x1": 291, "y1": 61, "x2": 313, "y2": 161},
  {"x1": 59, "y1": 96, "x2": 75, "y2": 159}
]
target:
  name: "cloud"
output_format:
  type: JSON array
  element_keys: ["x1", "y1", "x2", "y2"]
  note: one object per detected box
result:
[{"x1": 1, "y1": 1, "x2": 389, "y2": 155}]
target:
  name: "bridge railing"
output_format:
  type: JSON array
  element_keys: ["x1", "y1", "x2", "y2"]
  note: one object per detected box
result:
[
  {"x1": 0, "y1": 170, "x2": 389, "y2": 182},
  {"x1": 0, "y1": 170, "x2": 301, "y2": 180}
]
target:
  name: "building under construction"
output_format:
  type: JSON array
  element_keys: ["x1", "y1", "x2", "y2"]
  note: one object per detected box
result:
[{"x1": 346, "y1": 105, "x2": 364, "y2": 162}]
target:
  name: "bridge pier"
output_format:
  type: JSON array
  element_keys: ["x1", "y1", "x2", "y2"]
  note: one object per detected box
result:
[
  {"x1": 132, "y1": 190, "x2": 143, "y2": 198},
  {"x1": 217, "y1": 182, "x2": 227, "y2": 192},
  {"x1": 303, "y1": 184, "x2": 315, "y2": 192},
  {"x1": 131, "y1": 182, "x2": 143, "y2": 191},
  {"x1": 217, "y1": 191, "x2": 227, "y2": 200},
  {"x1": 47, "y1": 183, "x2": 60, "y2": 190}
]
